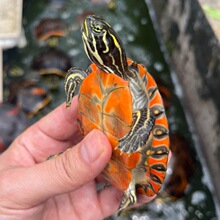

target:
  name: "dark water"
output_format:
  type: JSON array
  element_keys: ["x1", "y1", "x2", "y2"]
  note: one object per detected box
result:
[{"x1": 3, "y1": 0, "x2": 218, "y2": 219}]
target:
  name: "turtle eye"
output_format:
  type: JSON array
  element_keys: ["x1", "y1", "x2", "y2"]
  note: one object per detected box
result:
[{"x1": 92, "y1": 21, "x2": 104, "y2": 33}]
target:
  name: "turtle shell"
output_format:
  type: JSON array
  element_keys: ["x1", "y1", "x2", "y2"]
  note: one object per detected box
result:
[
  {"x1": 78, "y1": 59, "x2": 169, "y2": 194},
  {"x1": 31, "y1": 48, "x2": 72, "y2": 90},
  {"x1": 78, "y1": 63, "x2": 132, "y2": 144},
  {"x1": 31, "y1": 48, "x2": 72, "y2": 77},
  {"x1": 78, "y1": 63, "x2": 135, "y2": 190},
  {"x1": 35, "y1": 18, "x2": 67, "y2": 41}
]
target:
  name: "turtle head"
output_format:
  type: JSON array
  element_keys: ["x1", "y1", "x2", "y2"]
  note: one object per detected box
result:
[{"x1": 81, "y1": 15, "x2": 128, "y2": 78}]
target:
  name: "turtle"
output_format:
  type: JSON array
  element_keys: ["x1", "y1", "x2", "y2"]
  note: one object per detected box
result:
[
  {"x1": 34, "y1": 18, "x2": 67, "y2": 46},
  {"x1": 64, "y1": 15, "x2": 170, "y2": 214},
  {"x1": 31, "y1": 48, "x2": 72, "y2": 89},
  {"x1": 31, "y1": 48, "x2": 72, "y2": 77}
]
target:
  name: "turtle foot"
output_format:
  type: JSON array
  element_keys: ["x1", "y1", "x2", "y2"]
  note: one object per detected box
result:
[
  {"x1": 117, "y1": 184, "x2": 137, "y2": 216},
  {"x1": 117, "y1": 108, "x2": 155, "y2": 154}
]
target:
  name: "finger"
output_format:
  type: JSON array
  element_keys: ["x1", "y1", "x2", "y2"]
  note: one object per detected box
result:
[
  {"x1": 24, "y1": 95, "x2": 80, "y2": 150},
  {"x1": 36, "y1": 96, "x2": 79, "y2": 142},
  {"x1": 0, "y1": 130, "x2": 112, "y2": 209}
]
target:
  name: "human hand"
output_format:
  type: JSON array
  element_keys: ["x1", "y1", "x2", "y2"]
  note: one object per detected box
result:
[{"x1": 0, "y1": 96, "x2": 156, "y2": 220}]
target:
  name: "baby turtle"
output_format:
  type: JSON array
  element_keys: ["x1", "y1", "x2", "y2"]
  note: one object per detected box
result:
[
  {"x1": 31, "y1": 48, "x2": 72, "y2": 89},
  {"x1": 65, "y1": 15, "x2": 170, "y2": 214},
  {"x1": 34, "y1": 18, "x2": 67, "y2": 45}
]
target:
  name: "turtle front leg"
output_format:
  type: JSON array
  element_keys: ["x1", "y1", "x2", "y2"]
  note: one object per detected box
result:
[
  {"x1": 117, "y1": 106, "x2": 168, "y2": 154},
  {"x1": 64, "y1": 67, "x2": 88, "y2": 107},
  {"x1": 117, "y1": 108, "x2": 155, "y2": 154}
]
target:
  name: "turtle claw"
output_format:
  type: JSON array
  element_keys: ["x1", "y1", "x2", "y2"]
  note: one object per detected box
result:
[{"x1": 66, "y1": 100, "x2": 72, "y2": 108}]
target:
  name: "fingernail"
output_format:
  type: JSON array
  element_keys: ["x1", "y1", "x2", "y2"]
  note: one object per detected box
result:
[{"x1": 81, "y1": 130, "x2": 105, "y2": 163}]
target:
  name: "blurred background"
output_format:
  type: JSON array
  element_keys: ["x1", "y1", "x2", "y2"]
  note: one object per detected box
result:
[{"x1": 0, "y1": 0, "x2": 220, "y2": 219}]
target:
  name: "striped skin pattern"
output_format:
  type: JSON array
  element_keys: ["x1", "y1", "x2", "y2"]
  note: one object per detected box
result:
[
  {"x1": 82, "y1": 16, "x2": 127, "y2": 79},
  {"x1": 64, "y1": 15, "x2": 170, "y2": 214}
]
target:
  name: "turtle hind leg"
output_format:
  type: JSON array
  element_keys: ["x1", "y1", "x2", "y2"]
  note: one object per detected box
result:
[
  {"x1": 117, "y1": 181, "x2": 137, "y2": 216},
  {"x1": 103, "y1": 160, "x2": 137, "y2": 215},
  {"x1": 64, "y1": 67, "x2": 88, "y2": 107}
]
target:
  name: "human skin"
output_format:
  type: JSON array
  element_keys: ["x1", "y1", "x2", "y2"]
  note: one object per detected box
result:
[{"x1": 0, "y1": 96, "x2": 156, "y2": 220}]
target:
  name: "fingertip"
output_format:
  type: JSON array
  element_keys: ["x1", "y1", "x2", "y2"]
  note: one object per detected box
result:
[{"x1": 35, "y1": 96, "x2": 80, "y2": 143}]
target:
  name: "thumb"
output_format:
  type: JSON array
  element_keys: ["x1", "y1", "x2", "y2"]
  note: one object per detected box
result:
[{"x1": 1, "y1": 130, "x2": 112, "y2": 209}]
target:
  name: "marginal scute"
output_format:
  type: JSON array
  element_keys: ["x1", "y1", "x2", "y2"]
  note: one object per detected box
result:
[
  {"x1": 151, "y1": 104, "x2": 165, "y2": 117},
  {"x1": 151, "y1": 163, "x2": 167, "y2": 171},
  {"x1": 153, "y1": 125, "x2": 169, "y2": 139}
]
